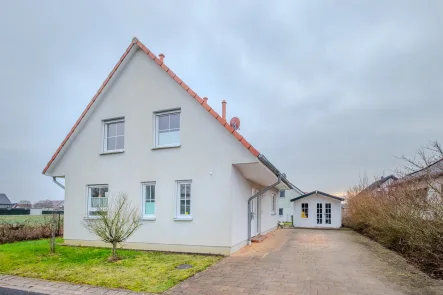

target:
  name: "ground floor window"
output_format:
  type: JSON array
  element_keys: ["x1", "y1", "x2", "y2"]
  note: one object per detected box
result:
[
  {"x1": 87, "y1": 185, "x2": 108, "y2": 216},
  {"x1": 177, "y1": 180, "x2": 192, "y2": 218},
  {"x1": 142, "y1": 182, "x2": 156, "y2": 217},
  {"x1": 279, "y1": 208, "x2": 283, "y2": 216},
  {"x1": 301, "y1": 203, "x2": 308, "y2": 218}
]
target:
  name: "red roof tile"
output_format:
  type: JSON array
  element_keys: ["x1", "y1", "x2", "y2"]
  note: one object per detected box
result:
[{"x1": 42, "y1": 38, "x2": 260, "y2": 174}]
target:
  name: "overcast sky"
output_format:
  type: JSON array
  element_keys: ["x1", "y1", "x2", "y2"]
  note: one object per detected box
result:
[{"x1": 1, "y1": 1, "x2": 442, "y2": 202}]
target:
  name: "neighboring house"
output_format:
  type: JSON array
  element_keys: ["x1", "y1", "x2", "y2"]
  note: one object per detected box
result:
[
  {"x1": 291, "y1": 191, "x2": 344, "y2": 228},
  {"x1": 396, "y1": 159, "x2": 443, "y2": 202},
  {"x1": 278, "y1": 186, "x2": 304, "y2": 222},
  {"x1": 366, "y1": 174, "x2": 398, "y2": 193},
  {"x1": 42, "y1": 37, "x2": 295, "y2": 255},
  {"x1": 0, "y1": 193, "x2": 13, "y2": 209}
]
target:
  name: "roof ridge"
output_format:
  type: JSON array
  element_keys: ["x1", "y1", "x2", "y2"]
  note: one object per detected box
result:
[{"x1": 42, "y1": 38, "x2": 260, "y2": 174}]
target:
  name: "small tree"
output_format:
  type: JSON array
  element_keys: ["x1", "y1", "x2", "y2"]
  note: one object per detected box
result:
[
  {"x1": 18, "y1": 200, "x2": 32, "y2": 209},
  {"x1": 82, "y1": 193, "x2": 141, "y2": 260}
]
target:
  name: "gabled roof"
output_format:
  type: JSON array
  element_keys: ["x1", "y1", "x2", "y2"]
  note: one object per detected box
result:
[
  {"x1": 42, "y1": 37, "x2": 260, "y2": 174},
  {"x1": 366, "y1": 174, "x2": 398, "y2": 191},
  {"x1": 0, "y1": 193, "x2": 11, "y2": 205},
  {"x1": 290, "y1": 190, "x2": 344, "y2": 202},
  {"x1": 403, "y1": 158, "x2": 443, "y2": 181}
]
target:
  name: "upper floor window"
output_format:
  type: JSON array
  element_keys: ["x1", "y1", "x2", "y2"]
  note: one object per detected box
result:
[
  {"x1": 103, "y1": 118, "x2": 124, "y2": 152},
  {"x1": 87, "y1": 184, "x2": 108, "y2": 216},
  {"x1": 155, "y1": 110, "x2": 180, "y2": 147},
  {"x1": 280, "y1": 190, "x2": 285, "y2": 198}
]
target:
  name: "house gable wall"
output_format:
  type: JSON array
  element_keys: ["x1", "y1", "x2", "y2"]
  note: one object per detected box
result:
[{"x1": 49, "y1": 48, "x2": 257, "y2": 252}]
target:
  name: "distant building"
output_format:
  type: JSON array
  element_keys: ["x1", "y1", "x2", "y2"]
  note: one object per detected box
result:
[{"x1": 0, "y1": 193, "x2": 13, "y2": 209}]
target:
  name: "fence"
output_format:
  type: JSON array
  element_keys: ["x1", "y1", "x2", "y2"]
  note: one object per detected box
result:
[{"x1": 0, "y1": 209, "x2": 30, "y2": 215}]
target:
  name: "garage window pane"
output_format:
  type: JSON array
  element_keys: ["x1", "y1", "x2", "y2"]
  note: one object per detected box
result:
[{"x1": 301, "y1": 203, "x2": 308, "y2": 218}]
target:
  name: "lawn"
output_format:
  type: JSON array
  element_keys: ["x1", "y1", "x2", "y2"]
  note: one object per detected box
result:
[
  {"x1": 0, "y1": 239, "x2": 222, "y2": 293},
  {"x1": 0, "y1": 215, "x2": 56, "y2": 225}
]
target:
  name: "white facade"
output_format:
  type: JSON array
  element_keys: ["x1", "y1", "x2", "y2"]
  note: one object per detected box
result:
[
  {"x1": 278, "y1": 189, "x2": 303, "y2": 222},
  {"x1": 292, "y1": 192, "x2": 343, "y2": 228},
  {"x1": 43, "y1": 40, "x2": 289, "y2": 255}
]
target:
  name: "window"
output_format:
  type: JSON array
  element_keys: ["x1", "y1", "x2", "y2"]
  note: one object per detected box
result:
[
  {"x1": 155, "y1": 110, "x2": 180, "y2": 147},
  {"x1": 279, "y1": 208, "x2": 283, "y2": 216},
  {"x1": 325, "y1": 203, "x2": 331, "y2": 224},
  {"x1": 301, "y1": 203, "x2": 308, "y2": 218},
  {"x1": 103, "y1": 118, "x2": 125, "y2": 152},
  {"x1": 142, "y1": 182, "x2": 155, "y2": 217},
  {"x1": 272, "y1": 194, "x2": 277, "y2": 214},
  {"x1": 176, "y1": 180, "x2": 191, "y2": 218},
  {"x1": 280, "y1": 190, "x2": 285, "y2": 198},
  {"x1": 87, "y1": 185, "x2": 108, "y2": 216}
]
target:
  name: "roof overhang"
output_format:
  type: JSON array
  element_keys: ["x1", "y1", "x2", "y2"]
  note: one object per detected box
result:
[
  {"x1": 290, "y1": 190, "x2": 345, "y2": 202},
  {"x1": 233, "y1": 161, "x2": 291, "y2": 190}
]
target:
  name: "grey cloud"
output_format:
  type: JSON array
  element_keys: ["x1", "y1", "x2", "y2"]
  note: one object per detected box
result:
[{"x1": 1, "y1": 0, "x2": 442, "y2": 201}]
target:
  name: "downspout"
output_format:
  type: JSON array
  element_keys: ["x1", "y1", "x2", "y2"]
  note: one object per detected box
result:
[
  {"x1": 247, "y1": 173, "x2": 284, "y2": 245},
  {"x1": 52, "y1": 177, "x2": 65, "y2": 190}
]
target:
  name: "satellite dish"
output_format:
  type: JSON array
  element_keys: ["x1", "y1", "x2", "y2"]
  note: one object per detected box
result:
[{"x1": 230, "y1": 117, "x2": 241, "y2": 130}]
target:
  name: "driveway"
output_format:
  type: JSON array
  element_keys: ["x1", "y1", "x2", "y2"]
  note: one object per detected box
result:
[{"x1": 167, "y1": 229, "x2": 443, "y2": 295}]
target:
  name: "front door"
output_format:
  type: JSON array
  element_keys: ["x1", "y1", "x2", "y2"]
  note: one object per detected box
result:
[
  {"x1": 250, "y1": 197, "x2": 258, "y2": 236},
  {"x1": 316, "y1": 203, "x2": 323, "y2": 224}
]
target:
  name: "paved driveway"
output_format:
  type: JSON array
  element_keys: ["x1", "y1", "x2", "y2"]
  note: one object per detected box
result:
[{"x1": 167, "y1": 229, "x2": 443, "y2": 295}]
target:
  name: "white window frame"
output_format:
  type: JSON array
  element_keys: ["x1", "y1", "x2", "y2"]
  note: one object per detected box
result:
[
  {"x1": 86, "y1": 184, "x2": 109, "y2": 217},
  {"x1": 272, "y1": 194, "x2": 277, "y2": 214},
  {"x1": 279, "y1": 208, "x2": 283, "y2": 216},
  {"x1": 141, "y1": 182, "x2": 156, "y2": 220},
  {"x1": 103, "y1": 118, "x2": 125, "y2": 153},
  {"x1": 175, "y1": 180, "x2": 192, "y2": 220},
  {"x1": 154, "y1": 109, "x2": 181, "y2": 148}
]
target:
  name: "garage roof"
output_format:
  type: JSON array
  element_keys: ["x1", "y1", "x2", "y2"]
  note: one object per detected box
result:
[{"x1": 290, "y1": 190, "x2": 344, "y2": 202}]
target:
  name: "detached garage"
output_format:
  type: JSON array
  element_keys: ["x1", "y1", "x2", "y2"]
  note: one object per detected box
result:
[{"x1": 291, "y1": 191, "x2": 344, "y2": 228}]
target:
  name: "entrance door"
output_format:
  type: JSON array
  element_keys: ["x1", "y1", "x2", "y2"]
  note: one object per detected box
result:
[
  {"x1": 250, "y1": 197, "x2": 258, "y2": 237},
  {"x1": 316, "y1": 203, "x2": 323, "y2": 224},
  {"x1": 325, "y1": 203, "x2": 332, "y2": 224}
]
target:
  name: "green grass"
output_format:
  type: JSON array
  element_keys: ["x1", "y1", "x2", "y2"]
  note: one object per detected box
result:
[
  {"x1": 0, "y1": 239, "x2": 222, "y2": 293},
  {"x1": 0, "y1": 215, "x2": 55, "y2": 225}
]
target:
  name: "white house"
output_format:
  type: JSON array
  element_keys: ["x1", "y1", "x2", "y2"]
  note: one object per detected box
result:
[
  {"x1": 291, "y1": 191, "x2": 344, "y2": 228},
  {"x1": 278, "y1": 187, "x2": 304, "y2": 222},
  {"x1": 42, "y1": 37, "x2": 296, "y2": 255}
]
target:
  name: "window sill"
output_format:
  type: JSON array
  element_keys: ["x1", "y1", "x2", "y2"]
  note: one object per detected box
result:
[
  {"x1": 173, "y1": 217, "x2": 193, "y2": 221},
  {"x1": 152, "y1": 145, "x2": 181, "y2": 151},
  {"x1": 141, "y1": 216, "x2": 156, "y2": 221},
  {"x1": 100, "y1": 150, "x2": 125, "y2": 155},
  {"x1": 83, "y1": 216, "x2": 101, "y2": 220}
]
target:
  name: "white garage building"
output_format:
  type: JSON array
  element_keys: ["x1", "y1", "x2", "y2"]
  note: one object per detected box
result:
[{"x1": 291, "y1": 191, "x2": 344, "y2": 228}]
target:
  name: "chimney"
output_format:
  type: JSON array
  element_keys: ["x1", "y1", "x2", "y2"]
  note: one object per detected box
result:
[
  {"x1": 159, "y1": 53, "x2": 165, "y2": 62},
  {"x1": 222, "y1": 100, "x2": 227, "y2": 120},
  {"x1": 203, "y1": 97, "x2": 208, "y2": 104}
]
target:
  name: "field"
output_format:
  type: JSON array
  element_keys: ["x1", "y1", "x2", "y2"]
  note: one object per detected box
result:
[{"x1": 0, "y1": 215, "x2": 59, "y2": 225}]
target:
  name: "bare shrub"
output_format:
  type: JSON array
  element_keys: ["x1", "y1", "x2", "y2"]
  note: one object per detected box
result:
[
  {"x1": 344, "y1": 142, "x2": 443, "y2": 278},
  {"x1": 0, "y1": 218, "x2": 64, "y2": 244},
  {"x1": 82, "y1": 193, "x2": 141, "y2": 261}
]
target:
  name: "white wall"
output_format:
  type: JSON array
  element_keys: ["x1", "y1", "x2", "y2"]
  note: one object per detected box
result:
[
  {"x1": 46, "y1": 47, "x2": 258, "y2": 254},
  {"x1": 292, "y1": 193, "x2": 342, "y2": 228},
  {"x1": 278, "y1": 189, "x2": 302, "y2": 222}
]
